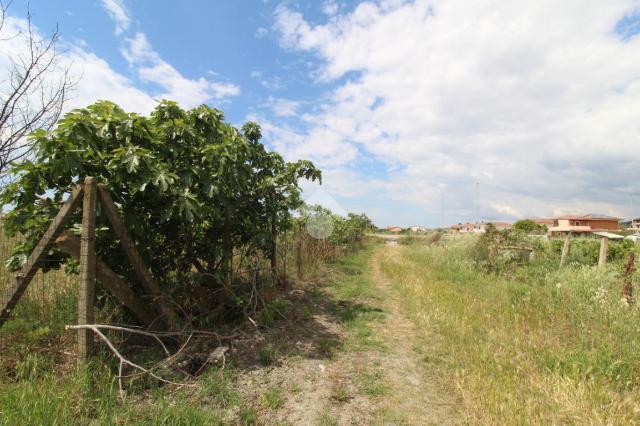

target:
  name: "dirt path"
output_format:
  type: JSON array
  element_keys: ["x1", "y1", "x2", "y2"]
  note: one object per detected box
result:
[
  {"x1": 368, "y1": 246, "x2": 456, "y2": 424},
  {"x1": 237, "y1": 244, "x2": 456, "y2": 425}
]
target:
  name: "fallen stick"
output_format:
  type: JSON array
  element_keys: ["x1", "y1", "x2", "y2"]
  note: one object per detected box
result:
[{"x1": 66, "y1": 324, "x2": 196, "y2": 400}]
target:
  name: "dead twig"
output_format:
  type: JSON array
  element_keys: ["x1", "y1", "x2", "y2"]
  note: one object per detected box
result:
[{"x1": 66, "y1": 324, "x2": 198, "y2": 401}]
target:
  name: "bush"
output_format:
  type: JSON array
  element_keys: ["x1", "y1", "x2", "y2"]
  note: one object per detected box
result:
[{"x1": 1, "y1": 101, "x2": 321, "y2": 326}]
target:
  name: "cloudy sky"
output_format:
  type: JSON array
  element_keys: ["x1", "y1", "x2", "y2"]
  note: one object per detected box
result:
[{"x1": 2, "y1": 0, "x2": 640, "y2": 227}]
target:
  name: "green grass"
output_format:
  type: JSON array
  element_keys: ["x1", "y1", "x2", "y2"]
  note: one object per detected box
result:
[
  {"x1": 0, "y1": 358, "x2": 235, "y2": 425},
  {"x1": 330, "y1": 384, "x2": 351, "y2": 402},
  {"x1": 261, "y1": 387, "x2": 284, "y2": 410},
  {"x1": 357, "y1": 368, "x2": 388, "y2": 397},
  {"x1": 380, "y1": 236, "x2": 640, "y2": 424},
  {"x1": 328, "y1": 244, "x2": 386, "y2": 352},
  {"x1": 0, "y1": 345, "x2": 248, "y2": 425},
  {"x1": 318, "y1": 411, "x2": 339, "y2": 426}
]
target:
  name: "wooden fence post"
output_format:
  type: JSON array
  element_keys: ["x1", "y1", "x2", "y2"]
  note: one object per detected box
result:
[
  {"x1": 623, "y1": 252, "x2": 635, "y2": 304},
  {"x1": 55, "y1": 231, "x2": 158, "y2": 328},
  {"x1": 598, "y1": 237, "x2": 608, "y2": 268},
  {"x1": 78, "y1": 177, "x2": 97, "y2": 360},
  {"x1": 560, "y1": 234, "x2": 571, "y2": 267}
]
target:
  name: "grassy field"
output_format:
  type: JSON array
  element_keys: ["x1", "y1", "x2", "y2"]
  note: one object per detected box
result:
[
  {"x1": 380, "y1": 235, "x2": 640, "y2": 424},
  {"x1": 5, "y1": 232, "x2": 640, "y2": 424}
]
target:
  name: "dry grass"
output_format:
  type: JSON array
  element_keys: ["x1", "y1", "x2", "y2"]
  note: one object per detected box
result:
[{"x1": 380, "y1": 238, "x2": 640, "y2": 425}]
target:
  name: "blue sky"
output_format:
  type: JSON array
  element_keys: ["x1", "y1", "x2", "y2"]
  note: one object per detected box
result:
[{"x1": 3, "y1": 1, "x2": 640, "y2": 227}]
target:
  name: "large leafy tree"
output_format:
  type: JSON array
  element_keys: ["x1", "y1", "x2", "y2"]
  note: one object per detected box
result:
[{"x1": 1, "y1": 100, "x2": 320, "y2": 314}]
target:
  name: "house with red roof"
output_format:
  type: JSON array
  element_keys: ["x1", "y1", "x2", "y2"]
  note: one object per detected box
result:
[{"x1": 548, "y1": 214, "x2": 620, "y2": 235}]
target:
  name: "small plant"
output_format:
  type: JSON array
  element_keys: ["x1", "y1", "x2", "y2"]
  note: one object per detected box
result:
[
  {"x1": 257, "y1": 344, "x2": 278, "y2": 366},
  {"x1": 359, "y1": 370, "x2": 388, "y2": 397},
  {"x1": 238, "y1": 406, "x2": 257, "y2": 425},
  {"x1": 301, "y1": 305, "x2": 313, "y2": 320},
  {"x1": 262, "y1": 388, "x2": 284, "y2": 410},
  {"x1": 330, "y1": 384, "x2": 351, "y2": 402},
  {"x1": 318, "y1": 411, "x2": 339, "y2": 426}
]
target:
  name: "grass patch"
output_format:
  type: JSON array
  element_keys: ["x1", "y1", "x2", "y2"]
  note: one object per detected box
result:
[
  {"x1": 358, "y1": 368, "x2": 388, "y2": 397},
  {"x1": 327, "y1": 243, "x2": 387, "y2": 352},
  {"x1": 257, "y1": 343, "x2": 279, "y2": 366},
  {"x1": 380, "y1": 237, "x2": 640, "y2": 424},
  {"x1": 261, "y1": 387, "x2": 284, "y2": 410},
  {"x1": 0, "y1": 359, "x2": 234, "y2": 425},
  {"x1": 318, "y1": 411, "x2": 339, "y2": 426},
  {"x1": 330, "y1": 384, "x2": 351, "y2": 402}
]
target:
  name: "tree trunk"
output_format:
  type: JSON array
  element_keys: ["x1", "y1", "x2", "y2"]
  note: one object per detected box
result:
[
  {"x1": 223, "y1": 204, "x2": 233, "y2": 289},
  {"x1": 296, "y1": 234, "x2": 303, "y2": 280}
]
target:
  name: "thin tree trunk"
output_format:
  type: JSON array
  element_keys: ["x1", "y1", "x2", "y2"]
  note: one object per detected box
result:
[
  {"x1": 270, "y1": 212, "x2": 277, "y2": 285},
  {"x1": 296, "y1": 233, "x2": 302, "y2": 280},
  {"x1": 223, "y1": 204, "x2": 233, "y2": 289}
]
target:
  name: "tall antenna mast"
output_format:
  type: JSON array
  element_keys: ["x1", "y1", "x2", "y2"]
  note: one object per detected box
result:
[
  {"x1": 631, "y1": 194, "x2": 635, "y2": 229},
  {"x1": 476, "y1": 182, "x2": 480, "y2": 229},
  {"x1": 441, "y1": 191, "x2": 445, "y2": 229}
]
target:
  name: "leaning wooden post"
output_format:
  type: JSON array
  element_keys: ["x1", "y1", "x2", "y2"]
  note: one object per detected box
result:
[
  {"x1": 78, "y1": 177, "x2": 97, "y2": 360},
  {"x1": 598, "y1": 237, "x2": 608, "y2": 268},
  {"x1": 560, "y1": 234, "x2": 571, "y2": 267},
  {"x1": 97, "y1": 184, "x2": 176, "y2": 329}
]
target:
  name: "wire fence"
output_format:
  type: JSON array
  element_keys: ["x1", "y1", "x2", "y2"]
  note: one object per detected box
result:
[{"x1": 0, "y1": 221, "x2": 79, "y2": 330}]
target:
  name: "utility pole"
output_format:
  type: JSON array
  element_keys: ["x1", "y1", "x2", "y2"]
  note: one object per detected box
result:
[
  {"x1": 441, "y1": 191, "x2": 445, "y2": 229},
  {"x1": 631, "y1": 194, "x2": 635, "y2": 229},
  {"x1": 476, "y1": 182, "x2": 480, "y2": 230}
]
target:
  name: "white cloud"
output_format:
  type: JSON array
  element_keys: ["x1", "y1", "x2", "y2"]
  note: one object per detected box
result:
[
  {"x1": 258, "y1": 117, "x2": 359, "y2": 167},
  {"x1": 0, "y1": 15, "x2": 156, "y2": 116},
  {"x1": 67, "y1": 48, "x2": 157, "y2": 113},
  {"x1": 101, "y1": 0, "x2": 130, "y2": 35},
  {"x1": 255, "y1": 26, "x2": 269, "y2": 39},
  {"x1": 267, "y1": 97, "x2": 300, "y2": 117},
  {"x1": 121, "y1": 32, "x2": 239, "y2": 107},
  {"x1": 322, "y1": 1, "x2": 340, "y2": 16},
  {"x1": 303, "y1": 186, "x2": 348, "y2": 216},
  {"x1": 98, "y1": 4, "x2": 240, "y2": 109},
  {"x1": 251, "y1": 70, "x2": 284, "y2": 90},
  {"x1": 274, "y1": 0, "x2": 640, "y2": 223},
  {"x1": 492, "y1": 203, "x2": 522, "y2": 219}
]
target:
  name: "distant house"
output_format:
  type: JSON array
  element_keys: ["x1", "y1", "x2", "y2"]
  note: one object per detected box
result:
[
  {"x1": 450, "y1": 222, "x2": 483, "y2": 233},
  {"x1": 490, "y1": 221, "x2": 511, "y2": 231},
  {"x1": 450, "y1": 221, "x2": 510, "y2": 233},
  {"x1": 548, "y1": 214, "x2": 620, "y2": 235},
  {"x1": 386, "y1": 226, "x2": 403, "y2": 233},
  {"x1": 620, "y1": 218, "x2": 640, "y2": 229},
  {"x1": 409, "y1": 226, "x2": 427, "y2": 233},
  {"x1": 529, "y1": 218, "x2": 554, "y2": 227}
]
